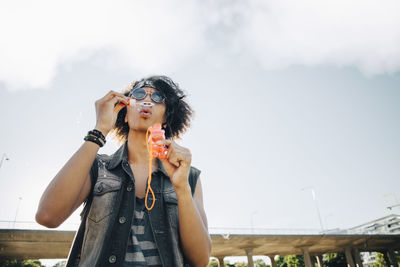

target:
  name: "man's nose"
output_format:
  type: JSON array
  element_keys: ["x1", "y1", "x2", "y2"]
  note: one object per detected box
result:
[{"x1": 143, "y1": 92, "x2": 152, "y2": 102}]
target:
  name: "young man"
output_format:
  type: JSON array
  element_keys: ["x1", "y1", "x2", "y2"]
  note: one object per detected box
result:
[{"x1": 36, "y1": 76, "x2": 211, "y2": 266}]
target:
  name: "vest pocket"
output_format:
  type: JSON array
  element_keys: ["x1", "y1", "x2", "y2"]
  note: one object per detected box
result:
[{"x1": 88, "y1": 177, "x2": 122, "y2": 223}]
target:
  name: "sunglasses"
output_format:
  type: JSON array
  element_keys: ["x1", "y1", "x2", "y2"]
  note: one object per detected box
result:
[{"x1": 129, "y1": 88, "x2": 165, "y2": 104}]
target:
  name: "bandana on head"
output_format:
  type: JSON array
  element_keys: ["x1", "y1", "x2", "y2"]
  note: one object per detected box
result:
[{"x1": 132, "y1": 79, "x2": 157, "y2": 90}]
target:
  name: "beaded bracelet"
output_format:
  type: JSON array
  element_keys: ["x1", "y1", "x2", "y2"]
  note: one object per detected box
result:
[
  {"x1": 87, "y1": 130, "x2": 106, "y2": 144},
  {"x1": 91, "y1": 129, "x2": 105, "y2": 140},
  {"x1": 84, "y1": 134, "x2": 105, "y2": 147}
]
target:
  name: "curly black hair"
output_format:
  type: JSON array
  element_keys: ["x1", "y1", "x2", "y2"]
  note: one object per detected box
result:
[{"x1": 112, "y1": 75, "x2": 193, "y2": 142}]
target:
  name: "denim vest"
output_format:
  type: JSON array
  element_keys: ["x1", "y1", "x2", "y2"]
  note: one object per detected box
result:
[{"x1": 66, "y1": 142, "x2": 200, "y2": 267}]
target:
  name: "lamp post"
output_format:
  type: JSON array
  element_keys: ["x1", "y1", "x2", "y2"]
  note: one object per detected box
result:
[
  {"x1": 0, "y1": 153, "x2": 10, "y2": 169},
  {"x1": 302, "y1": 186, "x2": 324, "y2": 233},
  {"x1": 13, "y1": 197, "x2": 22, "y2": 228}
]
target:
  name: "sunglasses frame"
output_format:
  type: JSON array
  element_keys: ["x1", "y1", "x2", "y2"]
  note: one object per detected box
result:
[{"x1": 129, "y1": 88, "x2": 165, "y2": 104}]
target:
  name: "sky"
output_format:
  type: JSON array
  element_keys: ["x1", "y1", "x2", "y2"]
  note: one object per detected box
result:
[{"x1": 0, "y1": 0, "x2": 400, "y2": 242}]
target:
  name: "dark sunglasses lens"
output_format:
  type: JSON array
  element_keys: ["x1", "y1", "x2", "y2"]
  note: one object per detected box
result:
[
  {"x1": 132, "y1": 88, "x2": 146, "y2": 100},
  {"x1": 151, "y1": 92, "x2": 165, "y2": 103}
]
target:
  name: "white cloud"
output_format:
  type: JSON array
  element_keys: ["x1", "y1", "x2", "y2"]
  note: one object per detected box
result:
[
  {"x1": 0, "y1": 0, "x2": 206, "y2": 90},
  {"x1": 239, "y1": 0, "x2": 400, "y2": 75},
  {"x1": 1, "y1": 0, "x2": 399, "y2": 90}
]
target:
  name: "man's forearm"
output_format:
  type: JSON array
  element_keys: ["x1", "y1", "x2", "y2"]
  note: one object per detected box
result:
[{"x1": 176, "y1": 185, "x2": 211, "y2": 267}]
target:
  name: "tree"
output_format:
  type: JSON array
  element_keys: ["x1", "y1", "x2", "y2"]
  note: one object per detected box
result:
[
  {"x1": 52, "y1": 260, "x2": 67, "y2": 267},
  {"x1": 3, "y1": 260, "x2": 44, "y2": 267},
  {"x1": 254, "y1": 258, "x2": 269, "y2": 267},
  {"x1": 208, "y1": 259, "x2": 220, "y2": 267},
  {"x1": 324, "y1": 253, "x2": 347, "y2": 267},
  {"x1": 276, "y1": 256, "x2": 287, "y2": 267},
  {"x1": 276, "y1": 255, "x2": 305, "y2": 267},
  {"x1": 374, "y1": 252, "x2": 387, "y2": 267}
]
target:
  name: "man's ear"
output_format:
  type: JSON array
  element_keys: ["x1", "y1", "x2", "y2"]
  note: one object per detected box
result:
[{"x1": 124, "y1": 113, "x2": 128, "y2": 123}]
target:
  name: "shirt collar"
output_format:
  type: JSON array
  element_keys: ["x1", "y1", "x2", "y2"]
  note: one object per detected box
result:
[{"x1": 107, "y1": 141, "x2": 128, "y2": 170}]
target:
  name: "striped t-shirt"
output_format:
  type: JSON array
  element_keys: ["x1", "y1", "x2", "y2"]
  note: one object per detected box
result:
[{"x1": 123, "y1": 197, "x2": 162, "y2": 267}]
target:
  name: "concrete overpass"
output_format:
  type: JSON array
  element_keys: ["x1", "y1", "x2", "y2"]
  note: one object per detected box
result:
[{"x1": 0, "y1": 229, "x2": 399, "y2": 267}]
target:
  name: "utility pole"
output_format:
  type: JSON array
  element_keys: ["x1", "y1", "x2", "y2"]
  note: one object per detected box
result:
[
  {"x1": 13, "y1": 197, "x2": 22, "y2": 228},
  {"x1": 302, "y1": 186, "x2": 324, "y2": 233},
  {"x1": 0, "y1": 153, "x2": 10, "y2": 169}
]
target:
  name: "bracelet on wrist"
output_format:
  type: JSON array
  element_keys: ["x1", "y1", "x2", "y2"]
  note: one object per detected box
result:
[
  {"x1": 87, "y1": 129, "x2": 106, "y2": 143},
  {"x1": 84, "y1": 130, "x2": 106, "y2": 147},
  {"x1": 92, "y1": 129, "x2": 106, "y2": 140}
]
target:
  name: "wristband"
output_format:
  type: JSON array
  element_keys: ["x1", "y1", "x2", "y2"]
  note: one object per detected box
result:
[
  {"x1": 84, "y1": 134, "x2": 105, "y2": 147},
  {"x1": 87, "y1": 129, "x2": 106, "y2": 144},
  {"x1": 91, "y1": 129, "x2": 106, "y2": 140}
]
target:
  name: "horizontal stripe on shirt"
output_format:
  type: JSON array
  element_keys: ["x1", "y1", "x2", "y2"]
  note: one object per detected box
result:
[{"x1": 124, "y1": 197, "x2": 161, "y2": 267}]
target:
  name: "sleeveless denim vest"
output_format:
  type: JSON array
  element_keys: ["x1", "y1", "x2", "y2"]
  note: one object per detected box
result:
[{"x1": 66, "y1": 142, "x2": 200, "y2": 267}]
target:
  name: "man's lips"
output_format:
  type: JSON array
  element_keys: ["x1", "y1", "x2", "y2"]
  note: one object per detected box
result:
[{"x1": 139, "y1": 108, "x2": 152, "y2": 117}]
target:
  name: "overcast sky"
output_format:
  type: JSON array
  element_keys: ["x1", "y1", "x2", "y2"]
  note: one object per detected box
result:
[{"x1": 0, "y1": 0, "x2": 399, "y2": 236}]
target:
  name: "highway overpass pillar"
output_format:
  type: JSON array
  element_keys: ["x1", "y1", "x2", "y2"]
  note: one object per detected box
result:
[
  {"x1": 268, "y1": 255, "x2": 276, "y2": 267},
  {"x1": 316, "y1": 255, "x2": 323, "y2": 267},
  {"x1": 217, "y1": 256, "x2": 225, "y2": 267},
  {"x1": 344, "y1": 247, "x2": 356, "y2": 267},
  {"x1": 383, "y1": 251, "x2": 392, "y2": 267},
  {"x1": 387, "y1": 250, "x2": 399, "y2": 267},
  {"x1": 245, "y1": 248, "x2": 254, "y2": 267},
  {"x1": 310, "y1": 255, "x2": 318, "y2": 267},
  {"x1": 353, "y1": 248, "x2": 363, "y2": 267},
  {"x1": 302, "y1": 248, "x2": 313, "y2": 267}
]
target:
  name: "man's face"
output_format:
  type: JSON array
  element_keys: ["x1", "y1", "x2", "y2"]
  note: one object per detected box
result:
[{"x1": 125, "y1": 86, "x2": 166, "y2": 132}]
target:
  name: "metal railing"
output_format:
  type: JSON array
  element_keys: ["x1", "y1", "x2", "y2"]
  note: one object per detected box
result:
[
  {"x1": 2, "y1": 221, "x2": 399, "y2": 235},
  {"x1": 0, "y1": 220, "x2": 80, "y2": 231},
  {"x1": 209, "y1": 227, "x2": 323, "y2": 235}
]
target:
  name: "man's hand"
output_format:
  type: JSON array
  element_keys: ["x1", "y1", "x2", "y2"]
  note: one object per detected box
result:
[
  {"x1": 157, "y1": 140, "x2": 192, "y2": 191},
  {"x1": 94, "y1": 90, "x2": 129, "y2": 136}
]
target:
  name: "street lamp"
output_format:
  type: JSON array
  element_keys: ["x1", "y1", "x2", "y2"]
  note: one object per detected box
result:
[
  {"x1": 13, "y1": 197, "x2": 22, "y2": 228},
  {"x1": 302, "y1": 186, "x2": 324, "y2": 233},
  {"x1": 0, "y1": 153, "x2": 10, "y2": 169}
]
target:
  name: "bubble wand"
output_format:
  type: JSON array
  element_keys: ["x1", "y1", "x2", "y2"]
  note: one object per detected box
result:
[{"x1": 145, "y1": 123, "x2": 168, "y2": 210}]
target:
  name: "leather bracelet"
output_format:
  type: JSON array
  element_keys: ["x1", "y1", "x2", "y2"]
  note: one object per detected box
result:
[
  {"x1": 91, "y1": 129, "x2": 106, "y2": 140},
  {"x1": 88, "y1": 130, "x2": 106, "y2": 144},
  {"x1": 84, "y1": 135, "x2": 105, "y2": 147}
]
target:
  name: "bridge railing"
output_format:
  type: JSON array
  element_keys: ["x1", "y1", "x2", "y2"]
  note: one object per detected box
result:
[
  {"x1": 2, "y1": 221, "x2": 398, "y2": 235},
  {"x1": 209, "y1": 227, "x2": 324, "y2": 235},
  {"x1": 0, "y1": 220, "x2": 80, "y2": 231}
]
